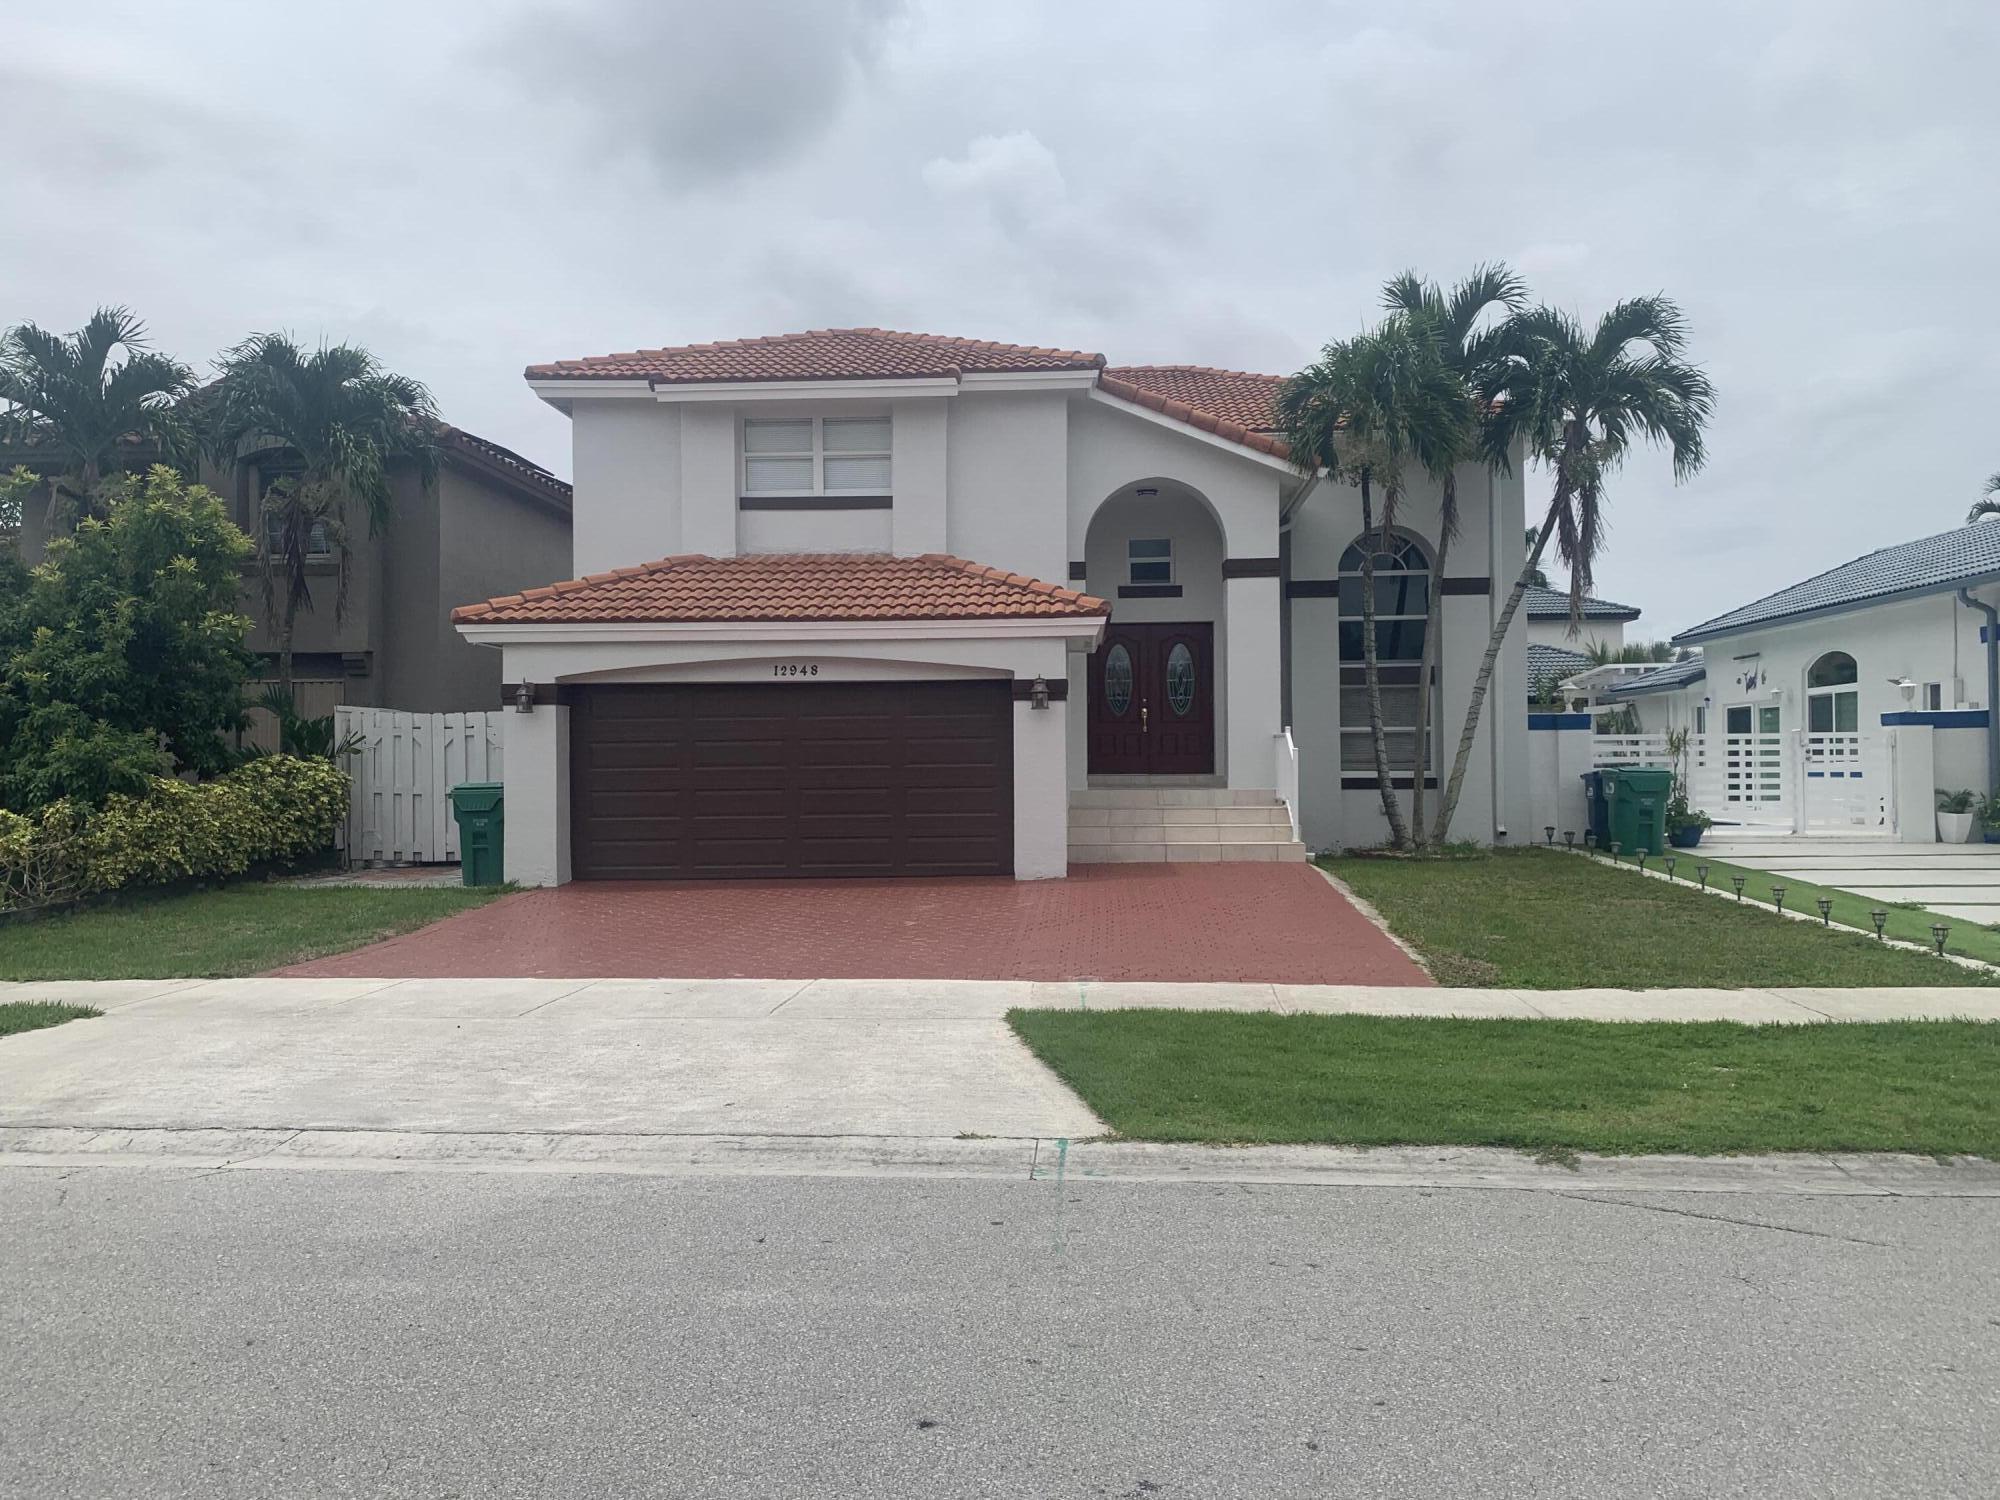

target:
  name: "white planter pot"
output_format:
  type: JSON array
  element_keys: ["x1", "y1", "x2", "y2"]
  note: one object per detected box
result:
[{"x1": 1937, "y1": 810, "x2": 1976, "y2": 843}]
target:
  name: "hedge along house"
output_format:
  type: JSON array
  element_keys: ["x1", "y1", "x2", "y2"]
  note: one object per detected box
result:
[
  {"x1": 453, "y1": 329, "x2": 1531, "y2": 884},
  {"x1": 1602, "y1": 521, "x2": 2000, "y2": 837}
]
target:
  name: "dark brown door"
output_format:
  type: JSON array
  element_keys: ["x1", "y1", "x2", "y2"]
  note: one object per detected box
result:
[
  {"x1": 1087, "y1": 622, "x2": 1215, "y2": 775},
  {"x1": 568, "y1": 680, "x2": 1013, "y2": 879}
]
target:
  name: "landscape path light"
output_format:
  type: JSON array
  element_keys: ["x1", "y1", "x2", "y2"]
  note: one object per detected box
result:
[
  {"x1": 1663, "y1": 855, "x2": 1676, "y2": 882},
  {"x1": 1772, "y1": 886, "x2": 1787, "y2": 914},
  {"x1": 1545, "y1": 825, "x2": 1556, "y2": 845},
  {"x1": 1869, "y1": 909, "x2": 1888, "y2": 940},
  {"x1": 1730, "y1": 875, "x2": 1746, "y2": 901},
  {"x1": 1931, "y1": 923, "x2": 1951, "y2": 956},
  {"x1": 1816, "y1": 896, "x2": 1833, "y2": 927},
  {"x1": 1563, "y1": 830, "x2": 1576, "y2": 850},
  {"x1": 1696, "y1": 863, "x2": 1710, "y2": 891}
]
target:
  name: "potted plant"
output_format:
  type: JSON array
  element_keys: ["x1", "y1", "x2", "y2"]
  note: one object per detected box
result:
[
  {"x1": 1664, "y1": 727, "x2": 1710, "y2": 847},
  {"x1": 1936, "y1": 789, "x2": 1979, "y2": 843}
]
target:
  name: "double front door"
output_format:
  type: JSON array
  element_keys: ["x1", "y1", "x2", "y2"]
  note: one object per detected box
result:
[{"x1": 1087, "y1": 621, "x2": 1214, "y2": 774}]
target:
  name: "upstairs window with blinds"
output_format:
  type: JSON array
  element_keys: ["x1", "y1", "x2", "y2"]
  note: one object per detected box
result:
[{"x1": 742, "y1": 416, "x2": 891, "y2": 495}]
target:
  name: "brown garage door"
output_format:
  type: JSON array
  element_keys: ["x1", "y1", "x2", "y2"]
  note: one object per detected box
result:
[{"x1": 569, "y1": 680, "x2": 1014, "y2": 879}]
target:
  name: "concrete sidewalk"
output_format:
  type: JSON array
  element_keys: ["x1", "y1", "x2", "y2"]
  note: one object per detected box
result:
[{"x1": 6, "y1": 975, "x2": 2000, "y2": 1022}]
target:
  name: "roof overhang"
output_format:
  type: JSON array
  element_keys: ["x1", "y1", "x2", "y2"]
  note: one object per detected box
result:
[
  {"x1": 1672, "y1": 572, "x2": 2000, "y2": 645},
  {"x1": 528, "y1": 367, "x2": 1100, "y2": 414},
  {"x1": 457, "y1": 615, "x2": 1109, "y2": 648}
]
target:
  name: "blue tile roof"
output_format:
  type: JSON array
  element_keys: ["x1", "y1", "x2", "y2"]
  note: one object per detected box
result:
[
  {"x1": 1523, "y1": 584, "x2": 1640, "y2": 622},
  {"x1": 1603, "y1": 656, "x2": 1707, "y2": 698},
  {"x1": 1675, "y1": 522, "x2": 2000, "y2": 644},
  {"x1": 1526, "y1": 643, "x2": 1594, "y2": 697}
]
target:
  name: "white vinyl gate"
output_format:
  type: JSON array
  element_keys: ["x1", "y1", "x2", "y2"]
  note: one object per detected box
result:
[
  {"x1": 336, "y1": 708, "x2": 504, "y2": 864},
  {"x1": 1592, "y1": 727, "x2": 1895, "y2": 836}
]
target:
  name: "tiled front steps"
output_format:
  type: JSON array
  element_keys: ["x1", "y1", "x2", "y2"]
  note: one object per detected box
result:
[{"x1": 1069, "y1": 787, "x2": 1310, "y2": 864}]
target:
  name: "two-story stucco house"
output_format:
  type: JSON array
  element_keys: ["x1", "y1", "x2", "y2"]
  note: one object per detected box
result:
[{"x1": 452, "y1": 328, "x2": 1531, "y2": 883}]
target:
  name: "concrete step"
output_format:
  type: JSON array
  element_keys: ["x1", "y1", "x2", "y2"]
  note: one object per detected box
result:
[
  {"x1": 1069, "y1": 787, "x2": 1283, "y2": 809},
  {"x1": 1069, "y1": 804, "x2": 1293, "y2": 828},
  {"x1": 1070, "y1": 822, "x2": 1297, "y2": 845},
  {"x1": 1069, "y1": 839, "x2": 1311, "y2": 864}
]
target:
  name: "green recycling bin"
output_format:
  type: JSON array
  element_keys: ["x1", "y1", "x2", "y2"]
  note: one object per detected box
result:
[
  {"x1": 449, "y1": 782, "x2": 505, "y2": 887},
  {"x1": 1599, "y1": 766, "x2": 1673, "y2": 855}
]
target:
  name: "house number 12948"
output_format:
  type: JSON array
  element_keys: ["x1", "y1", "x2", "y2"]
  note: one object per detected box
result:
[{"x1": 771, "y1": 663, "x2": 820, "y2": 677}]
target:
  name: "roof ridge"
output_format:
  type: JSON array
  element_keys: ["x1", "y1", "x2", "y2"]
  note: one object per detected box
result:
[{"x1": 1103, "y1": 362, "x2": 1286, "y2": 382}]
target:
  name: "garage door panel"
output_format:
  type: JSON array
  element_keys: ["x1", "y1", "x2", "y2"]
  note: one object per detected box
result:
[{"x1": 570, "y1": 680, "x2": 1013, "y2": 879}]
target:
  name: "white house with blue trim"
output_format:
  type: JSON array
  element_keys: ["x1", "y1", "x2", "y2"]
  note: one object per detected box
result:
[{"x1": 1595, "y1": 522, "x2": 2000, "y2": 838}]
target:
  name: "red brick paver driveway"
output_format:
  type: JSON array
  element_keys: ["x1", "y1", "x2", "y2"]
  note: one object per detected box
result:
[{"x1": 281, "y1": 864, "x2": 1430, "y2": 985}]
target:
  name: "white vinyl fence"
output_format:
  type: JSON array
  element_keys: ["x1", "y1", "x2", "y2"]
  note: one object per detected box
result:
[
  {"x1": 1588, "y1": 726, "x2": 1893, "y2": 835},
  {"x1": 336, "y1": 708, "x2": 504, "y2": 865}
]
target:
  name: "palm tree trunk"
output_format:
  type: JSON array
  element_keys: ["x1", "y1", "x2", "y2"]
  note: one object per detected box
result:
[
  {"x1": 1409, "y1": 474, "x2": 1451, "y2": 849},
  {"x1": 1431, "y1": 482, "x2": 1568, "y2": 845},
  {"x1": 1357, "y1": 471, "x2": 1411, "y2": 848},
  {"x1": 277, "y1": 610, "x2": 296, "y2": 703}
]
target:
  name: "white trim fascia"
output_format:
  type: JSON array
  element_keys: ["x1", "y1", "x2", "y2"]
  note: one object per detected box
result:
[
  {"x1": 1084, "y1": 387, "x2": 1295, "y2": 474},
  {"x1": 958, "y1": 370, "x2": 1101, "y2": 392},
  {"x1": 526, "y1": 378, "x2": 655, "y2": 401},
  {"x1": 652, "y1": 377, "x2": 958, "y2": 403},
  {"x1": 457, "y1": 615, "x2": 1109, "y2": 647}
]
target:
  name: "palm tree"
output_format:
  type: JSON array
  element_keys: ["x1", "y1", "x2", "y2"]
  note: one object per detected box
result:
[
  {"x1": 1523, "y1": 527, "x2": 1550, "y2": 588},
  {"x1": 1278, "y1": 321, "x2": 1472, "y2": 849},
  {"x1": 1967, "y1": 473, "x2": 2000, "y2": 525},
  {"x1": 1380, "y1": 265, "x2": 1524, "y2": 846},
  {"x1": 1432, "y1": 296, "x2": 1715, "y2": 842},
  {"x1": 206, "y1": 335, "x2": 440, "y2": 696},
  {"x1": 0, "y1": 307, "x2": 195, "y2": 532}
]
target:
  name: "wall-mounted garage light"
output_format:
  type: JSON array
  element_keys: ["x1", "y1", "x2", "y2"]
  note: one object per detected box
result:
[
  {"x1": 514, "y1": 681, "x2": 535, "y2": 714},
  {"x1": 1029, "y1": 675, "x2": 1050, "y2": 710}
]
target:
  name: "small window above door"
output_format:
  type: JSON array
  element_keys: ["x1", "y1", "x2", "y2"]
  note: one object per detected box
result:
[{"x1": 1127, "y1": 537, "x2": 1174, "y2": 585}]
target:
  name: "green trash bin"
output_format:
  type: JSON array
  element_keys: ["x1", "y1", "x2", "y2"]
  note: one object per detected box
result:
[
  {"x1": 1600, "y1": 766, "x2": 1673, "y2": 855},
  {"x1": 449, "y1": 782, "x2": 505, "y2": 887}
]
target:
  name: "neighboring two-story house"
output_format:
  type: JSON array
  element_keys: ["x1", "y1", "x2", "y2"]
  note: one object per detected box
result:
[
  {"x1": 452, "y1": 328, "x2": 1531, "y2": 883},
  {"x1": 17, "y1": 426, "x2": 573, "y2": 717}
]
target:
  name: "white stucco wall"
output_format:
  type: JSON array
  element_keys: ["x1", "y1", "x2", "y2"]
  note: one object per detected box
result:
[
  {"x1": 1527, "y1": 617, "x2": 1627, "y2": 653},
  {"x1": 570, "y1": 401, "x2": 679, "y2": 575},
  {"x1": 946, "y1": 391, "x2": 1069, "y2": 581}
]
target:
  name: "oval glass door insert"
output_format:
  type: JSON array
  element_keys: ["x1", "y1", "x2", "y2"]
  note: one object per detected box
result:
[
  {"x1": 1103, "y1": 643, "x2": 1134, "y2": 716},
  {"x1": 1166, "y1": 642, "x2": 1196, "y2": 716}
]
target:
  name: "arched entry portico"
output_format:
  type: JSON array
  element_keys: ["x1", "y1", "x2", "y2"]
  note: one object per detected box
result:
[{"x1": 1079, "y1": 479, "x2": 1229, "y2": 778}]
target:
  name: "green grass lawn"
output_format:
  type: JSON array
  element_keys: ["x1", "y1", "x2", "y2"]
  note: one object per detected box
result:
[
  {"x1": 0, "y1": 1000, "x2": 101, "y2": 1038},
  {"x1": 1674, "y1": 849, "x2": 2000, "y2": 966},
  {"x1": 1319, "y1": 848, "x2": 1996, "y2": 988},
  {"x1": 0, "y1": 883, "x2": 506, "y2": 980},
  {"x1": 1008, "y1": 1009, "x2": 2000, "y2": 1156}
]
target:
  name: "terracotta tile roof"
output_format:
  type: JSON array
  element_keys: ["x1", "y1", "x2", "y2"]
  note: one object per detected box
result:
[
  {"x1": 526, "y1": 328, "x2": 1106, "y2": 383},
  {"x1": 1100, "y1": 366, "x2": 1285, "y2": 431},
  {"x1": 452, "y1": 552, "x2": 1110, "y2": 626},
  {"x1": 526, "y1": 329, "x2": 1303, "y2": 461},
  {"x1": 1096, "y1": 365, "x2": 1291, "y2": 460},
  {"x1": 436, "y1": 425, "x2": 571, "y2": 508}
]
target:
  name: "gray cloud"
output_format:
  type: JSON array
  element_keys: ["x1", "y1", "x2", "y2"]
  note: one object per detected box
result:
[
  {"x1": 3, "y1": 0, "x2": 1997, "y2": 636},
  {"x1": 500, "y1": 0, "x2": 907, "y2": 186}
]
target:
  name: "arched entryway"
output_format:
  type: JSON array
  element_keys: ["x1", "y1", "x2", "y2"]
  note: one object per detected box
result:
[{"x1": 1082, "y1": 479, "x2": 1227, "y2": 776}]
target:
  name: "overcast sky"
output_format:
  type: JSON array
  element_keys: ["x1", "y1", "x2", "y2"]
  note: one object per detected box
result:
[{"x1": 6, "y1": 0, "x2": 1996, "y2": 633}]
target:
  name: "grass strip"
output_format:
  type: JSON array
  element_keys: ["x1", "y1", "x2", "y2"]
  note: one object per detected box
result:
[
  {"x1": 0, "y1": 1001, "x2": 101, "y2": 1038},
  {"x1": 1009, "y1": 1009, "x2": 2000, "y2": 1156},
  {"x1": 1319, "y1": 848, "x2": 1995, "y2": 988},
  {"x1": 1656, "y1": 849, "x2": 2000, "y2": 966},
  {"x1": 0, "y1": 884, "x2": 507, "y2": 980}
]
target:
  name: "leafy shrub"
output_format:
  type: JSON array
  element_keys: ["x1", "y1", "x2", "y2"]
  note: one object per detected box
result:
[
  {"x1": 0, "y1": 466, "x2": 255, "y2": 811},
  {"x1": 0, "y1": 755, "x2": 346, "y2": 911}
]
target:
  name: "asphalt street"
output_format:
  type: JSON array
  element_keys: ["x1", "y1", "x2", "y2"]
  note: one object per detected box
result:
[{"x1": 3, "y1": 1166, "x2": 1995, "y2": 1499}]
